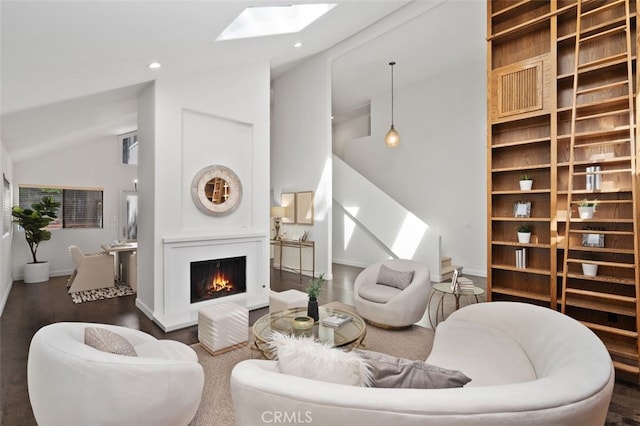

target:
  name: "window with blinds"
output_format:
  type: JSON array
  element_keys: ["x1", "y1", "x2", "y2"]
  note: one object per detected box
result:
[
  {"x1": 18, "y1": 186, "x2": 103, "y2": 229},
  {"x1": 3, "y1": 175, "x2": 10, "y2": 235},
  {"x1": 121, "y1": 131, "x2": 138, "y2": 165}
]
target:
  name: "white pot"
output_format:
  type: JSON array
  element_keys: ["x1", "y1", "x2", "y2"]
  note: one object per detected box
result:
[
  {"x1": 578, "y1": 206, "x2": 594, "y2": 219},
  {"x1": 582, "y1": 263, "x2": 598, "y2": 277},
  {"x1": 519, "y1": 180, "x2": 533, "y2": 191},
  {"x1": 24, "y1": 261, "x2": 50, "y2": 283},
  {"x1": 517, "y1": 232, "x2": 531, "y2": 243}
]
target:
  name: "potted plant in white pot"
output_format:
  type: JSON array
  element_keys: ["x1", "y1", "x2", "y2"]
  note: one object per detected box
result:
[
  {"x1": 306, "y1": 273, "x2": 325, "y2": 322},
  {"x1": 581, "y1": 255, "x2": 598, "y2": 277},
  {"x1": 12, "y1": 195, "x2": 61, "y2": 283},
  {"x1": 519, "y1": 173, "x2": 533, "y2": 191},
  {"x1": 578, "y1": 199, "x2": 598, "y2": 219},
  {"x1": 517, "y1": 224, "x2": 532, "y2": 243}
]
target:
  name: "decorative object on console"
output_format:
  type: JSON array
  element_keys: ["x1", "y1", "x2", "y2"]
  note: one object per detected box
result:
[
  {"x1": 11, "y1": 194, "x2": 60, "y2": 283},
  {"x1": 384, "y1": 61, "x2": 400, "y2": 148},
  {"x1": 270, "y1": 206, "x2": 286, "y2": 240},
  {"x1": 191, "y1": 165, "x2": 242, "y2": 216},
  {"x1": 306, "y1": 273, "x2": 325, "y2": 322}
]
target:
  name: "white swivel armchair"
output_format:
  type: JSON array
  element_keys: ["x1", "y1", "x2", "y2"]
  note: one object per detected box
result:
[
  {"x1": 67, "y1": 245, "x2": 115, "y2": 293},
  {"x1": 354, "y1": 259, "x2": 431, "y2": 328},
  {"x1": 28, "y1": 322, "x2": 204, "y2": 426}
]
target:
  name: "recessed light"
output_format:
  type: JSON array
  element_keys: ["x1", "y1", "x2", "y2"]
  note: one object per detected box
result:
[
  {"x1": 147, "y1": 62, "x2": 162, "y2": 69},
  {"x1": 217, "y1": 4, "x2": 337, "y2": 41},
  {"x1": 294, "y1": 42, "x2": 302, "y2": 48}
]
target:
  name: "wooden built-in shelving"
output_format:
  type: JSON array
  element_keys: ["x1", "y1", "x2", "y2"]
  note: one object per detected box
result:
[{"x1": 488, "y1": 0, "x2": 640, "y2": 381}]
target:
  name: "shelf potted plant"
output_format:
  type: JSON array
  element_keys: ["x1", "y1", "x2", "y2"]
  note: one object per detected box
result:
[
  {"x1": 306, "y1": 273, "x2": 325, "y2": 322},
  {"x1": 12, "y1": 195, "x2": 61, "y2": 283},
  {"x1": 517, "y1": 224, "x2": 532, "y2": 243},
  {"x1": 519, "y1": 173, "x2": 533, "y2": 191},
  {"x1": 578, "y1": 199, "x2": 598, "y2": 219},
  {"x1": 581, "y1": 255, "x2": 598, "y2": 277}
]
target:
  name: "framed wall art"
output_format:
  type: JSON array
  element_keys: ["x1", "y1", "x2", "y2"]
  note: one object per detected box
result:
[{"x1": 295, "y1": 191, "x2": 314, "y2": 225}]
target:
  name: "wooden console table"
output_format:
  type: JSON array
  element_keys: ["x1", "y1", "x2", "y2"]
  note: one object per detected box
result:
[{"x1": 270, "y1": 239, "x2": 315, "y2": 278}]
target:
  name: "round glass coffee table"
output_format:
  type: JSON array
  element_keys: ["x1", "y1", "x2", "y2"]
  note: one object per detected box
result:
[{"x1": 253, "y1": 306, "x2": 367, "y2": 359}]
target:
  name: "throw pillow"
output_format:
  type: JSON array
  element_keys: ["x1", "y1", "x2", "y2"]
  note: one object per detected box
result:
[
  {"x1": 269, "y1": 332, "x2": 372, "y2": 387},
  {"x1": 353, "y1": 349, "x2": 470, "y2": 388},
  {"x1": 376, "y1": 264, "x2": 415, "y2": 290},
  {"x1": 84, "y1": 327, "x2": 137, "y2": 357}
]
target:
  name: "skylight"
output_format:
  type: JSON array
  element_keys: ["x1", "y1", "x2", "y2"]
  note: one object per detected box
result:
[{"x1": 217, "y1": 4, "x2": 337, "y2": 41}]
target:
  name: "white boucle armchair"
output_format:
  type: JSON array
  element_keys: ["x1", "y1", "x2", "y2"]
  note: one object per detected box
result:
[
  {"x1": 354, "y1": 259, "x2": 431, "y2": 328},
  {"x1": 27, "y1": 322, "x2": 204, "y2": 426}
]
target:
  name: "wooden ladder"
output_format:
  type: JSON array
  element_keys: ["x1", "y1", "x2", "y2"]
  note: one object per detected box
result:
[{"x1": 560, "y1": 0, "x2": 640, "y2": 378}]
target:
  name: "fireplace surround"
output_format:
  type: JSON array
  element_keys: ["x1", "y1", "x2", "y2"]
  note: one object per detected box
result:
[{"x1": 159, "y1": 231, "x2": 268, "y2": 331}]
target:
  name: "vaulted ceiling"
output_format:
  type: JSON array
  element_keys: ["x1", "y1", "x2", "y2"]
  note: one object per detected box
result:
[{"x1": 1, "y1": 0, "x2": 482, "y2": 162}]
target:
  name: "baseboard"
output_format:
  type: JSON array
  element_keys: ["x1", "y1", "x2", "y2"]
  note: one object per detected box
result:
[
  {"x1": 332, "y1": 258, "x2": 371, "y2": 269},
  {"x1": 12, "y1": 268, "x2": 74, "y2": 282},
  {"x1": 461, "y1": 268, "x2": 487, "y2": 278},
  {"x1": 135, "y1": 298, "x2": 153, "y2": 320},
  {"x1": 0, "y1": 279, "x2": 14, "y2": 316}
]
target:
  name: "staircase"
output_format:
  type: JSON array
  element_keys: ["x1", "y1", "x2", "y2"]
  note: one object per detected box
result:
[
  {"x1": 440, "y1": 256, "x2": 462, "y2": 282},
  {"x1": 333, "y1": 155, "x2": 453, "y2": 281}
]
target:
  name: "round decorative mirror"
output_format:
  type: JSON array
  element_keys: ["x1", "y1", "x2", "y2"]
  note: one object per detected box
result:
[{"x1": 191, "y1": 165, "x2": 242, "y2": 216}]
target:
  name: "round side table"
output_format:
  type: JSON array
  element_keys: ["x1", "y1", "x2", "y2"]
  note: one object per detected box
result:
[{"x1": 427, "y1": 281, "x2": 485, "y2": 328}]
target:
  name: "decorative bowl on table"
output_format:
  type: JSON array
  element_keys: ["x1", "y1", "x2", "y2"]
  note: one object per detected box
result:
[{"x1": 292, "y1": 316, "x2": 314, "y2": 331}]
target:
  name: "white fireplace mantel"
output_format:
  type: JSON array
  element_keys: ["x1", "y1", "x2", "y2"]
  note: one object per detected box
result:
[{"x1": 157, "y1": 229, "x2": 269, "y2": 331}]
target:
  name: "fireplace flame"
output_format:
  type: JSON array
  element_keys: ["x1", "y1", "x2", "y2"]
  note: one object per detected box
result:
[{"x1": 209, "y1": 271, "x2": 234, "y2": 292}]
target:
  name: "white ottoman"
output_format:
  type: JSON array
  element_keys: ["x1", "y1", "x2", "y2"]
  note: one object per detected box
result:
[
  {"x1": 269, "y1": 289, "x2": 308, "y2": 312},
  {"x1": 198, "y1": 302, "x2": 248, "y2": 355}
]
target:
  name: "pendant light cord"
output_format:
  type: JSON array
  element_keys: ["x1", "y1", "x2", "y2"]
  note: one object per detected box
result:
[{"x1": 389, "y1": 61, "x2": 396, "y2": 126}]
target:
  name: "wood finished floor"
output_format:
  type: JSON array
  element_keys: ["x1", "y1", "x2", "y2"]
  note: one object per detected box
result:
[{"x1": 1, "y1": 263, "x2": 639, "y2": 425}]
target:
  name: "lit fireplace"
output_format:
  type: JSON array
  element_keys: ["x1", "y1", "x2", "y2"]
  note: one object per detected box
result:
[{"x1": 190, "y1": 256, "x2": 246, "y2": 303}]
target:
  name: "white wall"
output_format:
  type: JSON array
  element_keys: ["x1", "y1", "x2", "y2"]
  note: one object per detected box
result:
[
  {"x1": 137, "y1": 62, "x2": 271, "y2": 321},
  {"x1": 341, "y1": 58, "x2": 486, "y2": 276},
  {"x1": 10, "y1": 135, "x2": 137, "y2": 279},
  {"x1": 0, "y1": 142, "x2": 14, "y2": 312},
  {"x1": 271, "y1": 55, "x2": 333, "y2": 279}
]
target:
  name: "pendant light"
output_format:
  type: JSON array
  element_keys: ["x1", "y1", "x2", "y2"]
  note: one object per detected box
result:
[{"x1": 385, "y1": 61, "x2": 400, "y2": 148}]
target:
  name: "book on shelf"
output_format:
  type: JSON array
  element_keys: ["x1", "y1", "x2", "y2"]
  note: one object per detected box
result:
[
  {"x1": 515, "y1": 248, "x2": 527, "y2": 269},
  {"x1": 321, "y1": 313, "x2": 352, "y2": 328}
]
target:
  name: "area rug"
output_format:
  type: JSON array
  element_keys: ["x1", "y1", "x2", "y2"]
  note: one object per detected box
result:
[
  {"x1": 70, "y1": 282, "x2": 136, "y2": 303},
  {"x1": 189, "y1": 301, "x2": 435, "y2": 426}
]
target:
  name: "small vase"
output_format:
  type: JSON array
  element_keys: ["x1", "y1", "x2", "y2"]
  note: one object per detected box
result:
[
  {"x1": 579, "y1": 206, "x2": 595, "y2": 219},
  {"x1": 307, "y1": 297, "x2": 319, "y2": 322},
  {"x1": 519, "y1": 180, "x2": 533, "y2": 191},
  {"x1": 517, "y1": 232, "x2": 531, "y2": 244},
  {"x1": 582, "y1": 263, "x2": 598, "y2": 277}
]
